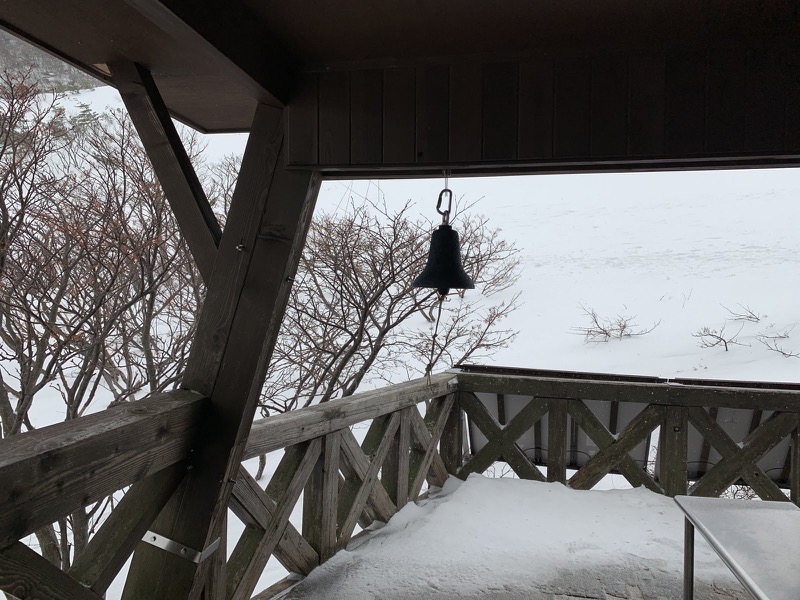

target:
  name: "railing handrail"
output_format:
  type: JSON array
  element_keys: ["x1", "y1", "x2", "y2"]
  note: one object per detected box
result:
[
  {"x1": 456, "y1": 370, "x2": 800, "y2": 412},
  {"x1": 243, "y1": 373, "x2": 455, "y2": 460}
]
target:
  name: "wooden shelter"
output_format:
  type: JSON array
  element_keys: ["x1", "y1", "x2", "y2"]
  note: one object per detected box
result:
[{"x1": 1, "y1": 2, "x2": 800, "y2": 599}]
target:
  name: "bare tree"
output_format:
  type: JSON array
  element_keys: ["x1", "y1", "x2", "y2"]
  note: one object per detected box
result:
[
  {"x1": 259, "y1": 199, "x2": 521, "y2": 417},
  {"x1": 0, "y1": 77, "x2": 210, "y2": 567}
]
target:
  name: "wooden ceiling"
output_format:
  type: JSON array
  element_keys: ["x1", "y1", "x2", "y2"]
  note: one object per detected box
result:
[{"x1": 2, "y1": 1, "x2": 797, "y2": 134}]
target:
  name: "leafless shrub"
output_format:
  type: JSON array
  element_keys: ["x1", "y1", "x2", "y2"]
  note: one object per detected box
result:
[
  {"x1": 722, "y1": 484, "x2": 757, "y2": 501},
  {"x1": 757, "y1": 331, "x2": 800, "y2": 359},
  {"x1": 692, "y1": 323, "x2": 747, "y2": 351},
  {"x1": 573, "y1": 304, "x2": 660, "y2": 343},
  {"x1": 722, "y1": 303, "x2": 762, "y2": 323}
]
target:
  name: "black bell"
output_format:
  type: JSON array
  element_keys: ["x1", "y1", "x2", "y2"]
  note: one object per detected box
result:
[{"x1": 413, "y1": 224, "x2": 475, "y2": 296}]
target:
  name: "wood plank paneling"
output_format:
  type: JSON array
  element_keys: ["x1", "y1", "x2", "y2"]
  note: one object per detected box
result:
[
  {"x1": 448, "y1": 64, "x2": 483, "y2": 163},
  {"x1": 518, "y1": 59, "x2": 554, "y2": 159},
  {"x1": 785, "y1": 49, "x2": 800, "y2": 152},
  {"x1": 287, "y1": 73, "x2": 319, "y2": 165},
  {"x1": 350, "y1": 70, "x2": 383, "y2": 164},
  {"x1": 706, "y1": 47, "x2": 748, "y2": 153},
  {"x1": 553, "y1": 58, "x2": 592, "y2": 158},
  {"x1": 319, "y1": 71, "x2": 350, "y2": 164},
  {"x1": 665, "y1": 50, "x2": 706, "y2": 155},
  {"x1": 482, "y1": 62, "x2": 519, "y2": 160},
  {"x1": 416, "y1": 65, "x2": 450, "y2": 163},
  {"x1": 629, "y1": 54, "x2": 666, "y2": 156},
  {"x1": 745, "y1": 48, "x2": 787, "y2": 153},
  {"x1": 383, "y1": 67, "x2": 416, "y2": 163},
  {"x1": 590, "y1": 55, "x2": 628, "y2": 157}
]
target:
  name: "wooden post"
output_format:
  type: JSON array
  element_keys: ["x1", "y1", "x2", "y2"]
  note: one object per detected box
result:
[
  {"x1": 659, "y1": 406, "x2": 689, "y2": 497},
  {"x1": 547, "y1": 398, "x2": 567, "y2": 483},
  {"x1": 121, "y1": 103, "x2": 321, "y2": 599}
]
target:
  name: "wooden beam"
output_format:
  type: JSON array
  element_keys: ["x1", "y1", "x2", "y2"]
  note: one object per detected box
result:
[
  {"x1": 122, "y1": 104, "x2": 320, "y2": 599},
  {"x1": 111, "y1": 61, "x2": 221, "y2": 284},
  {"x1": 303, "y1": 432, "x2": 341, "y2": 562},
  {"x1": 457, "y1": 392, "x2": 547, "y2": 481},
  {"x1": 68, "y1": 464, "x2": 186, "y2": 594},
  {"x1": 339, "y1": 422, "x2": 398, "y2": 524},
  {"x1": 226, "y1": 440, "x2": 321, "y2": 600},
  {"x1": 230, "y1": 467, "x2": 318, "y2": 576},
  {"x1": 566, "y1": 400, "x2": 661, "y2": 493},
  {"x1": 439, "y1": 393, "x2": 464, "y2": 475},
  {"x1": 792, "y1": 427, "x2": 800, "y2": 506},
  {"x1": 244, "y1": 374, "x2": 455, "y2": 458},
  {"x1": 382, "y1": 408, "x2": 412, "y2": 510},
  {"x1": 689, "y1": 412, "x2": 798, "y2": 498},
  {"x1": 456, "y1": 372, "x2": 800, "y2": 412},
  {"x1": 0, "y1": 390, "x2": 203, "y2": 549},
  {"x1": 568, "y1": 404, "x2": 664, "y2": 490},
  {"x1": 687, "y1": 408, "x2": 789, "y2": 501},
  {"x1": 0, "y1": 542, "x2": 104, "y2": 600},
  {"x1": 408, "y1": 395, "x2": 455, "y2": 496},
  {"x1": 338, "y1": 413, "x2": 400, "y2": 544},
  {"x1": 120, "y1": 0, "x2": 295, "y2": 104}
]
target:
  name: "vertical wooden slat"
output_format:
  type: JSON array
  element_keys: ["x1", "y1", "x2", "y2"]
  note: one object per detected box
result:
[
  {"x1": 286, "y1": 73, "x2": 319, "y2": 166},
  {"x1": 448, "y1": 63, "x2": 483, "y2": 163},
  {"x1": 665, "y1": 50, "x2": 706, "y2": 156},
  {"x1": 590, "y1": 55, "x2": 628, "y2": 157},
  {"x1": 383, "y1": 408, "x2": 412, "y2": 509},
  {"x1": 553, "y1": 57, "x2": 592, "y2": 158},
  {"x1": 745, "y1": 48, "x2": 786, "y2": 153},
  {"x1": 628, "y1": 53, "x2": 666, "y2": 156},
  {"x1": 482, "y1": 62, "x2": 519, "y2": 160},
  {"x1": 318, "y1": 71, "x2": 351, "y2": 164},
  {"x1": 792, "y1": 426, "x2": 800, "y2": 506},
  {"x1": 383, "y1": 67, "x2": 416, "y2": 163},
  {"x1": 547, "y1": 399, "x2": 567, "y2": 484},
  {"x1": 415, "y1": 65, "x2": 450, "y2": 163},
  {"x1": 518, "y1": 59, "x2": 554, "y2": 159},
  {"x1": 440, "y1": 393, "x2": 464, "y2": 475},
  {"x1": 705, "y1": 47, "x2": 748, "y2": 153},
  {"x1": 660, "y1": 406, "x2": 689, "y2": 497},
  {"x1": 350, "y1": 70, "x2": 383, "y2": 164}
]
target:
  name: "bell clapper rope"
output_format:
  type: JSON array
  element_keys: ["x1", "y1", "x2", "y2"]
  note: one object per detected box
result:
[{"x1": 424, "y1": 291, "x2": 446, "y2": 385}]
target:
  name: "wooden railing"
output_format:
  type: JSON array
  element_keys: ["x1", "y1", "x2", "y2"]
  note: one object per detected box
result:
[{"x1": 1, "y1": 366, "x2": 800, "y2": 599}]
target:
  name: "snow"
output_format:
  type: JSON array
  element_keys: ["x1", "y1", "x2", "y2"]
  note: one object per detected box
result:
[
  {"x1": 12, "y1": 86, "x2": 800, "y2": 599},
  {"x1": 279, "y1": 475, "x2": 746, "y2": 599}
]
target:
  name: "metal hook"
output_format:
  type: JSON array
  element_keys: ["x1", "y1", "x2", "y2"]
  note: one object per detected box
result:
[{"x1": 436, "y1": 188, "x2": 453, "y2": 224}]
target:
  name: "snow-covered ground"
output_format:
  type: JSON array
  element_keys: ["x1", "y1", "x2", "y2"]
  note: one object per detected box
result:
[
  {"x1": 10, "y1": 86, "x2": 800, "y2": 599},
  {"x1": 280, "y1": 475, "x2": 746, "y2": 600}
]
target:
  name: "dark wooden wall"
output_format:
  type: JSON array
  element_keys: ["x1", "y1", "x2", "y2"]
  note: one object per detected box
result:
[{"x1": 286, "y1": 46, "x2": 800, "y2": 176}]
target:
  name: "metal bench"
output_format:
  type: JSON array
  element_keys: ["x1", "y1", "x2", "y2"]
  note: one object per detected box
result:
[{"x1": 675, "y1": 495, "x2": 800, "y2": 600}]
